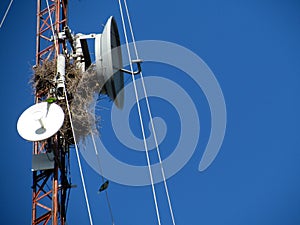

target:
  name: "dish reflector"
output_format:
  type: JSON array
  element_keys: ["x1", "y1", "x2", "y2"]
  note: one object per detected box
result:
[
  {"x1": 95, "y1": 16, "x2": 124, "y2": 108},
  {"x1": 17, "y1": 102, "x2": 65, "y2": 141}
]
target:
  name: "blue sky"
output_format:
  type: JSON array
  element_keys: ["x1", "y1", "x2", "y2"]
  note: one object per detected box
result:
[{"x1": 1, "y1": 0, "x2": 300, "y2": 225}]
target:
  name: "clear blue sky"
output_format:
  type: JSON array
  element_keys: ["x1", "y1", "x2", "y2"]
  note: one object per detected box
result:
[{"x1": 1, "y1": 0, "x2": 300, "y2": 225}]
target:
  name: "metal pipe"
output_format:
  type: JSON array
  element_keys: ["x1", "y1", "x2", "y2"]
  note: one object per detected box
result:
[{"x1": 56, "y1": 54, "x2": 66, "y2": 99}]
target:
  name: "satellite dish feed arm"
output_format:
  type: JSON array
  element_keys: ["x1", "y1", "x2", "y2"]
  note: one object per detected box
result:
[{"x1": 120, "y1": 59, "x2": 143, "y2": 75}]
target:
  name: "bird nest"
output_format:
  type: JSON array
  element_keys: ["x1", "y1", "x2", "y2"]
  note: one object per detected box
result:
[{"x1": 31, "y1": 59, "x2": 100, "y2": 144}]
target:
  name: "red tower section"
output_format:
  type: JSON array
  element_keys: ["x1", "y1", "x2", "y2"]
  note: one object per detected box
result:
[{"x1": 32, "y1": 1, "x2": 69, "y2": 225}]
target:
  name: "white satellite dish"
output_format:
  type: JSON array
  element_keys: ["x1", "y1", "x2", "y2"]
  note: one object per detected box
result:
[
  {"x1": 95, "y1": 16, "x2": 124, "y2": 109},
  {"x1": 17, "y1": 102, "x2": 65, "y2": 141}
]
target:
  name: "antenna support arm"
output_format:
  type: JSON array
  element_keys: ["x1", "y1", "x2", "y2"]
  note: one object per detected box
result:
[{"x1": 121, "y1": 59, "x2": 143, "y2": 75}]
